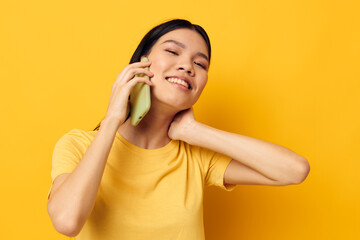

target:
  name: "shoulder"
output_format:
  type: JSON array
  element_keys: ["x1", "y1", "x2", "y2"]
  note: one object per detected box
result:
[
  {"x1": 56, "y1": 128, "x2": 97, "y2": 146},
  {"x1": 62, "y1": 128, "x2": 97, "y2": 138},
  {"x1": 180, "y1": 141, "x2": 232, "y2": 168},
  {"x1": 179, "y1": 141, "x2": 215, "y2": 159},
  {"x1": 179, "y1": 140, "x2": 200, "y2": 153}
]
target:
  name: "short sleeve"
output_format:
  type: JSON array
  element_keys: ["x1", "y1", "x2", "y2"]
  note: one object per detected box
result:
[
  {"x1": 48, "y1": 129, "x2": 92, "y2": 199},
  {"x1": 200, "y1": 147, "x2": 237, "y2": 192}
]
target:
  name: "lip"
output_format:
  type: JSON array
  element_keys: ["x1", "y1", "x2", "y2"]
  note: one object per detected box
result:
[{"x1": 165, "y1": 75, "x2": 193, "y2": 90}]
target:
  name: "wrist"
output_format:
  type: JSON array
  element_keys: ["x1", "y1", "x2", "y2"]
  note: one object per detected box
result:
[
  {"x1": 100, "y1": 116, "x2": 122, "y2": 131},
  {"x1": 182, "y1": 121, "x2": 203, "y2": 145}
]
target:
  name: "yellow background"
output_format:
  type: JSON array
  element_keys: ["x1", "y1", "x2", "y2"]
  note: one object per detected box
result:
[{"x1": 1, "y1": 0, "x2": 359, "y2": 239}]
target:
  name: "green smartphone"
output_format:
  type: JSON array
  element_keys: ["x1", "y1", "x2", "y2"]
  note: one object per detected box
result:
[{"x1": 129, "y1": 57, "x2": 151, "y2": 126}]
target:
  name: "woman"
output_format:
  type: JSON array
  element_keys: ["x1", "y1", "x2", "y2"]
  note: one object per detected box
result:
[{"x1": 47, "y1": 19, "x2": 310, "y2": 239}]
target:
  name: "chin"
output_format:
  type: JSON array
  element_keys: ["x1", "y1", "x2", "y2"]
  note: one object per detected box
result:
[
  {"x1": 156, "y1": 96, "x2": 193, "y2": 111},
  {"x1": 151, "y1": 90, "x2": 194, "y2": 112}
]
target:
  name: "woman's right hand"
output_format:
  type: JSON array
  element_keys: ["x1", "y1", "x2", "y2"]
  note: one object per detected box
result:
[{"x1": 104, "y1": 59, "x2": 154, "y2": 126}]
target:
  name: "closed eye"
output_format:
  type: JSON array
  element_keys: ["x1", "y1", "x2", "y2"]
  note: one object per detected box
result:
[
  {"x1": 195, "y1": 62, "x2": 206, "y2": 69},
  {"x1": 166, "y1": 50, "x2": 178, "y2": 55}
]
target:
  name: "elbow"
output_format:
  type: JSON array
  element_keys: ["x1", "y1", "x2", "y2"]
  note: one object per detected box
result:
[
  {"x1": 54, "y1": 218, "x2": 81, "y2": 237},
  {"x1": 47, "y1": 201, "x2": 81, "y2": 237},
  {"x1": 292, "y1": 157, "x2": 310, "y2": 184}
]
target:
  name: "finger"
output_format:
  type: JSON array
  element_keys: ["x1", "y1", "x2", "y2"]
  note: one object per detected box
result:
[
  {"x1": 123, "y1": 68, "x2": 154, "y2": 83},
  {"x1": 118, "y1": 68, "x2": 153, "y2": 87},
  {"x1": 114, "y1": 61, "x2": 152, "y2": 85},
  {"x1": 122, "y1": 60, "x2": 152, "y2": 72},
  {"x1": 129, "y1": 76, "x2": 153, "y2": 86},
  {"x1": 126, "y1": 76, "x2": 153, "y2": 90}
]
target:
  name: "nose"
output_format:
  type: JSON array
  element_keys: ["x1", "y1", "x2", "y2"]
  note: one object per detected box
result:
[{"x1": 177, "y1": 58, "x2": 195, "y2": 76}]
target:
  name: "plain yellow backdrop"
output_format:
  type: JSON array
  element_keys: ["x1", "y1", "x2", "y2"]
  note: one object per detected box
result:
[{"x1": 1, "y1": 0, "x2": 359, "y2": 239}]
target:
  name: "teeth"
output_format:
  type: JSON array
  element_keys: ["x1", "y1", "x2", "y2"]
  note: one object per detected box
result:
[{"x1": 166, "y1": 77, "x2": 189, "y2": 89}]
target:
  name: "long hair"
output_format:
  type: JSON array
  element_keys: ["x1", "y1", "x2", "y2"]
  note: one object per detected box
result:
[{"x1": 93, "y1": 19, "x2": 211, "y2": 131}]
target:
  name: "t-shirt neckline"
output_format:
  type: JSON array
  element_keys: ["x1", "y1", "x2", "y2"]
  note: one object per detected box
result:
[{"x1": 115, "y1": 131, "x2": 179, "y2": 155}]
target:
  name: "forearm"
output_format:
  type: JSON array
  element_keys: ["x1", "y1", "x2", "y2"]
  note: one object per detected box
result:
[
  {"x1": 186, "y1": 122, "x2": 309, "y2": 183},
  {"x1": 48, "y1": 117, "x2": 119, "y2": 235}
]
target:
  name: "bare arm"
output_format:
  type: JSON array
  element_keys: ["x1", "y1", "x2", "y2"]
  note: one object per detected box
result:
[
  {"x1": 47, "y1": 118, "x2": 119, "y2": 237},
  {"x1": 46, "y1": 59, "x2": 154, "y2": 237},
  {"x1": 168, "y1": 108, "x2": 310, "y2": 186},
  {"x1": 189, "y1": 122, "x2": 309, "y2": 185}
]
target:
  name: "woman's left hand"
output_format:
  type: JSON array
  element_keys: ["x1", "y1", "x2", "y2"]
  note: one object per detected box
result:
[{"x1": 168, "y1": 107, "x2": 197, "y2": 142}]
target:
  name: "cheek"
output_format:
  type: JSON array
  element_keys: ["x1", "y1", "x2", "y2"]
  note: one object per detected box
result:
[
  {"x1": 149, "y1": 54, "x2": 170, "y2": 70},
  {"x1": 198, "y1": 77, "x2": 208, "y2": 91},
  {"x1": 193, "y1": 79, "x2": 207, "y2": 98},
  {"x1": 149, "y1": 61, "x2": 167, "y2": 80}
]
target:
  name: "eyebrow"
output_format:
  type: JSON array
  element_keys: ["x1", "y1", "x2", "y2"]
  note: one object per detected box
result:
[{"x1": 161, "y1": 39, "x2": 209, "y2": 62}]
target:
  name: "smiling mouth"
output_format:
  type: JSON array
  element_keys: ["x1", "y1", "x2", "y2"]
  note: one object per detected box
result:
[{"x1": 165, "y1": 77, "x2": 192, "y2": 90}]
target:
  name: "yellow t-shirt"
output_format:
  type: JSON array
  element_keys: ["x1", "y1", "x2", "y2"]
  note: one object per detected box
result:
[{"x1": 48, "y1": 128, "x2": 236, "y2": 240}]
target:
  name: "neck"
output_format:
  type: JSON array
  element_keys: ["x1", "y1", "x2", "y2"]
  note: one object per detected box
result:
[{"x1": 117, "y1": 101, "x2": 180, "y2": 149}]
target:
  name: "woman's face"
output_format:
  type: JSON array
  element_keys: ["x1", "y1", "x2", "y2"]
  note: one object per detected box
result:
[{"x1": 144, "y1": 28, "x2": 210, "y2": 111}]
